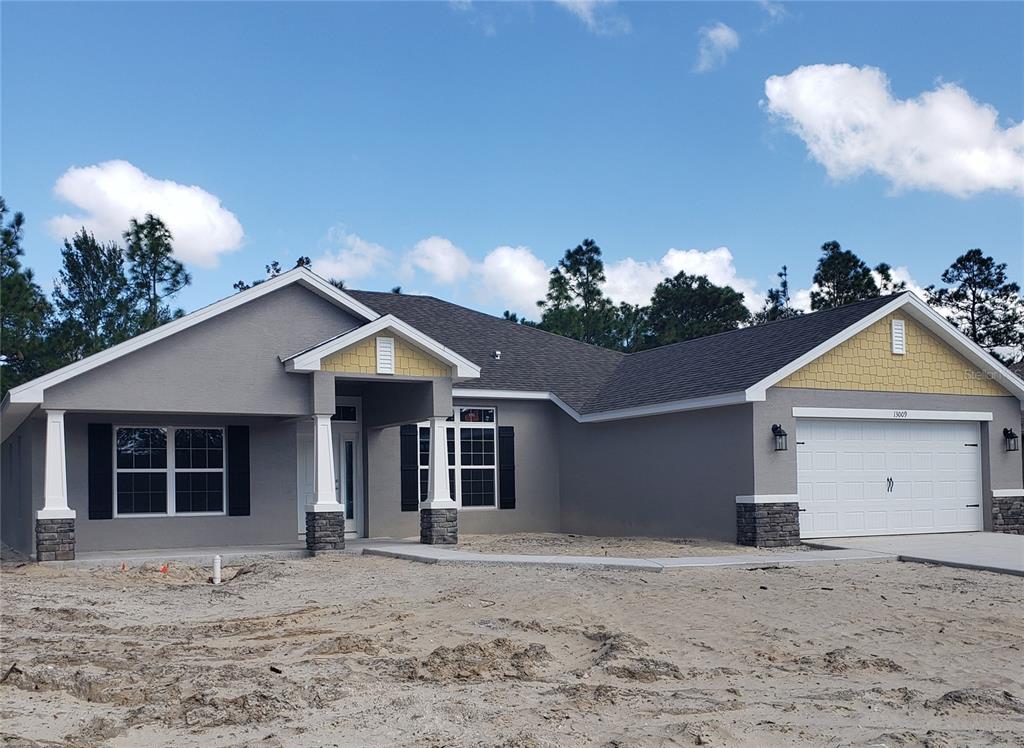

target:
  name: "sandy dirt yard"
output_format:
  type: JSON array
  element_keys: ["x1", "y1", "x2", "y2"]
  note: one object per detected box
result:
[{"x1": 1, "y1": 551, "x2": 1022, "y2": 747}]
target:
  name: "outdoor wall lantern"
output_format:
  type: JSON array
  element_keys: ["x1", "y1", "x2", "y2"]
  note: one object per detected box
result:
[
  {"x1": 772, "y1": 424, "x2": 788, "y2": 451},
  {"x1": 1005, "y1": 428, "x2": 1020, "y2": 452}
]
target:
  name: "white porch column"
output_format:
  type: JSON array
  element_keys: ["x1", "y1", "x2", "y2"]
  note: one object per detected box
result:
[
  {"x1": 39, "y1": 410, "x2": 75, "y2": 519},
  {"x1": 307, "y1": 414, "x2": 342, "y2": 514},
  {"x1": 423, "y1": 416, "x2": 455, "y2": 509}
]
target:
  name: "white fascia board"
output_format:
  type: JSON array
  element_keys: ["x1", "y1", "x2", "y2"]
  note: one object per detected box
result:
[
  {"x1": 7, "y1": 267, "x2": 380, "y2": 405},
  {"x1": 287, "y1": 314, "x2": 481, "y2": 379},
  {"x1": 576, "y1": 391, "x2": 748, "y2": 423},
  {"x1": 792, "y1": 407, "x2": 993, "y2": 422},
  {"x1": 452, "y1": 389, "x2": 553, "y2": 401},
  {"x1": 745, "y1": 292, "x2": 1024, "y2": 402},
  {"x1": 451, "y1": 387, "x2": 748, "y2": 423}
]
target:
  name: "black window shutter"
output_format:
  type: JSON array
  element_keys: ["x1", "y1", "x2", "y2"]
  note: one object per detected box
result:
[
  {"x1": 400, "y1": 424, "x2": 419, "y2": 511},
  {"x1": 226, "y1": 425, "x2": 250, "y2": 516},
  {"x1": 498, "y1": 425, "x2": 516, "y2": 509},
  {"x1": 88, "y1": 423, "x2": 113, "y2": 520}
]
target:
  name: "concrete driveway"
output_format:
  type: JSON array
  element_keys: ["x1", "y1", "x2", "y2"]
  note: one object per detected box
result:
[{"x1": 811, "y1": 532, "x2": 1024, "y2": 576}]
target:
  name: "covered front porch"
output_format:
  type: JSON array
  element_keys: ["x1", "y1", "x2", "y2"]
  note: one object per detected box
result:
[
  {"x1": 300, "y1": 373, "x2": 462, "y2": 552},
  {"x1": 23, "y1": 312, "x2": 483, "y2": 561}
]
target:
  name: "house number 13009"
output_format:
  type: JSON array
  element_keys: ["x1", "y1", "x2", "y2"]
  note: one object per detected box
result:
[{"x1": 893, "y1": 410, "x2": 908, "y2": 418}]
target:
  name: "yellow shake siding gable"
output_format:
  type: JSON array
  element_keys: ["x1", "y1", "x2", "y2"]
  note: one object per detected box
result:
[
  {"x1": 320, "y1": 336, "x2": 451, "y2": 377},
  {"x1": 777, "y1": 312, "x2": 1008, "y2": 396}
]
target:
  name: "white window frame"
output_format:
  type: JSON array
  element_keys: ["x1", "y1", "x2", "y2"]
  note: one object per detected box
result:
[
  {"x1": 113, "y1": 426, "x2": 228, "y2": 518},
  {"x1": 417, "y1": 406, "x2": 499, "y2": 510}
]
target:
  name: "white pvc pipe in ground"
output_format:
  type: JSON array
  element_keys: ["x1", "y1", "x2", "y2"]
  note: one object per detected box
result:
[{"x1": 213, "y1": 555, "x2": 222, "y2": 585}]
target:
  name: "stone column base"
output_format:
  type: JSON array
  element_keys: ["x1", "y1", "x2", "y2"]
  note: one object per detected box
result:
[
  {"x1": 420, "y1": 508, "x2": 458, "y2": 544},
  {"x1": 737, "y1": 502, "x2": 801, "y2": 547},
  {"x1": 36, "y1": 518, "x2": 75, "y2": 561},
  {"x1": 992, "y1": 496, "x2": 1024, "y2": 535},
  {"x1": 306, "y1": 511, "x2": 346, "y2": 554}
]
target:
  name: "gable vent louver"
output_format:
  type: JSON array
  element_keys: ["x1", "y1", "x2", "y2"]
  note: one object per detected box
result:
[
  {"x1": 376, "y1": 336, "x2": 395, "y2": 374},
  {"x1": 891, "y1": 319, "x2": 906, "y2": 355}
]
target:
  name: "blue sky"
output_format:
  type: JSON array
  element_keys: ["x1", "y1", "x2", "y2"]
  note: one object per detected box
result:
[{"x1": 3, "y1": 1, "x2": 1022, "y2": 318}]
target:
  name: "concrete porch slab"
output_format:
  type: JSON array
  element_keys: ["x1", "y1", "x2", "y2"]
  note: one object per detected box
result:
[
  {"x1": 808, "y1": 532, "x2": 1024, "y2": 576},
  {"x1": 362, "y1": 543, "x2": 896, "y2": 572}
]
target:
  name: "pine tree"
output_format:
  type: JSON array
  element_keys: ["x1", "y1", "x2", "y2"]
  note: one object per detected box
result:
[
  {"x1": 927, "y1": 249, "x2": 1023, "y2": 364},
  {"x1": 52, "y1": 229, "x2": 138, "y2": 361},
  {"x1": 754, "y1": 265, "x2": 802, "y2": 324},
  {"x1": 810, "y1": 241, "x2": 879, "y2": 310},
  {"x1": 0, "y1": 198, "x2": 54, "y2": 396},
  {"x1": 643, "y1": 271, "x2": 749, "y2": 348},
  {"x1": 537, "y1": 238, "x2": 618, "y2": 347},
  {"x1": 124, "y1": 215, "x2": 191, "y2": 330}
]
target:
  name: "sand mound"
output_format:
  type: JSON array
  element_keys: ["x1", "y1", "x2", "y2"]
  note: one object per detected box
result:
[
  {"x1": 395, "y1": 637, "x2": 553, "y2": 682},
  {"x1": 925, "y1": 688, "x2": 1024, "y2": 715},
  {"x1": 800, "y1": 646, "x2": 904, "y2": 674}
]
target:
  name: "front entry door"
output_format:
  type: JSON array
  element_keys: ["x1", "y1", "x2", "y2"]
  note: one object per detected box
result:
[
  {"x1": 296, "y1": 397, "x2": 364, "y2": 538},
  {"x1": 333, "y1": 425, "x2": 362, "y2": 537}
]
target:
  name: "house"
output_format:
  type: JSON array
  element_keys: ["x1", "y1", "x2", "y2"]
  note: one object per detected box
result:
[{"x1": 2, "y1": 267, "x2": 1022, "y2": 561}]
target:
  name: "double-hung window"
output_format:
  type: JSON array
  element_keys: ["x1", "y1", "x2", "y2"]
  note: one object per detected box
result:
[
  {"x1": 417, "y1": 407, "x2": 497, "y2": 508},
  {"x1": 115, "y1": 426, "x2": 226, "y2": 517}
]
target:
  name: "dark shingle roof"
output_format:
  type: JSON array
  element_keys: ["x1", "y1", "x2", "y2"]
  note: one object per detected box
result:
[
  {"x1": 344, "y1": 290, "x2": 624, "y2": 410},
  {"x1": 344, "y1": 289, "x2": 904, "y2": 415},
  {"x1": 582, "y1": 294, "x2": 900, "y2": 413}
]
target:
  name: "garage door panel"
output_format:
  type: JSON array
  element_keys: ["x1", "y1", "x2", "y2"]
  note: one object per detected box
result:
[
  {"x1": 797, "y1": 418, "x2": 982, "y2": 538},
  {"x1": 912, "y1": 481, "x2": 933, "y2": 498},
  {"x1": 814, "y1": 452, "x2": 836, "y2": 470},
  {"x1": 865, "y1": 511, "x2": 887, "y2": 531}
]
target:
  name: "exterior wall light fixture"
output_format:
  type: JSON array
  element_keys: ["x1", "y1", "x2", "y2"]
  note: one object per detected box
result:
[
  {"x1": 772, "y1": 424, "x2": 788, "y2": 452},
  {"x1": 1005, "y1": 428, "x2": 1020, "y2": 452}
]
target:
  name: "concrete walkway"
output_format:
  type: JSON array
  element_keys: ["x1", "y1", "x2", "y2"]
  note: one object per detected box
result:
[
  {"x1": 809, "y1": 532, "x2": 1024, "y2": 576},
  {"x1": 361, "y1": 542, "x2": 895, "y2": 572}
]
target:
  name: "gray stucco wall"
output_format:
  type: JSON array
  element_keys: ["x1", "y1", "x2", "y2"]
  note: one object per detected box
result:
[
  {"x1": 65, "y1": 413, "x2": 300, "y2": 552},
  {"x1": 557, "y1": 404, "x2": 755, "y2": 542},
  {"x1": 365, "y1": 398, "x2": 562, "y2": 538},
  {"x1": 0, "y1": 415, "x2": 44, "y2": 553},
  {"x1": 753, "y1": 387, "x2": 1024, "y2": 527},
  {"x1": 43, "y1": 284, "x2": 362, "y2": 416}
]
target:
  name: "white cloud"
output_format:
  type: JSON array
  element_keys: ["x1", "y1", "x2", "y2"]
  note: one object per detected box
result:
[
  {"x1": 758, "y1": 1, "x2": 788, "y2": 27},
  {"x1": 403, "y1": 235, "x2": 473, "y2": 284},
  {"x1": 873, "y1": 265, "x2": 927, "y2": 299},
  {"x1": 48, "y1": 160, "x2": 244, "y2": 269},
  {"x1": 311, "y1": 226, "x2": 390, "y2": 281},
  {"x1": 763, "y1": 64, "x2": 1024, "y2": 197},
  {"x1": 695, "y1": 22, "x2": 740, "y2": 73},
  {"x1": 604, "y1": 246, "x2": 764, "y2": 311},
  {"x1": 554, "y1": 0, "x2": 631, "y2": 36},
  {"x1": 476, "y1": 245, "x2": 550, "y2": 312}
]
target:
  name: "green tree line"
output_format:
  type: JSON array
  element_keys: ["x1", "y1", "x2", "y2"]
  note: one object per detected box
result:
[
  {"x1": 2, "y1": 195, "x2": 1021, "y2": 399},
  {"x1": 525, "y1": 238, "x2": 1022, "y2": 363}
]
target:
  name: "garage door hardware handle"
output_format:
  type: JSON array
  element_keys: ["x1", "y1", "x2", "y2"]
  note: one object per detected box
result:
[
  {"x1": 964, "y1": 443, "x2": 978, "y2": 447},
  {"x1": 886, "y1": 477, "x2": 894, "y2": 493},
  {"x1": 798, "y1": 508, "x2": 807, "y2": 512},
  {"x1": 965, "y1": 503, "x2": 980, "y2": 508}
]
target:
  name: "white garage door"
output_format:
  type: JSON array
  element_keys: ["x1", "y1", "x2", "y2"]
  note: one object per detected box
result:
[{"x1": 796, "y1": 418, "x2": 983, "y2": 538}]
